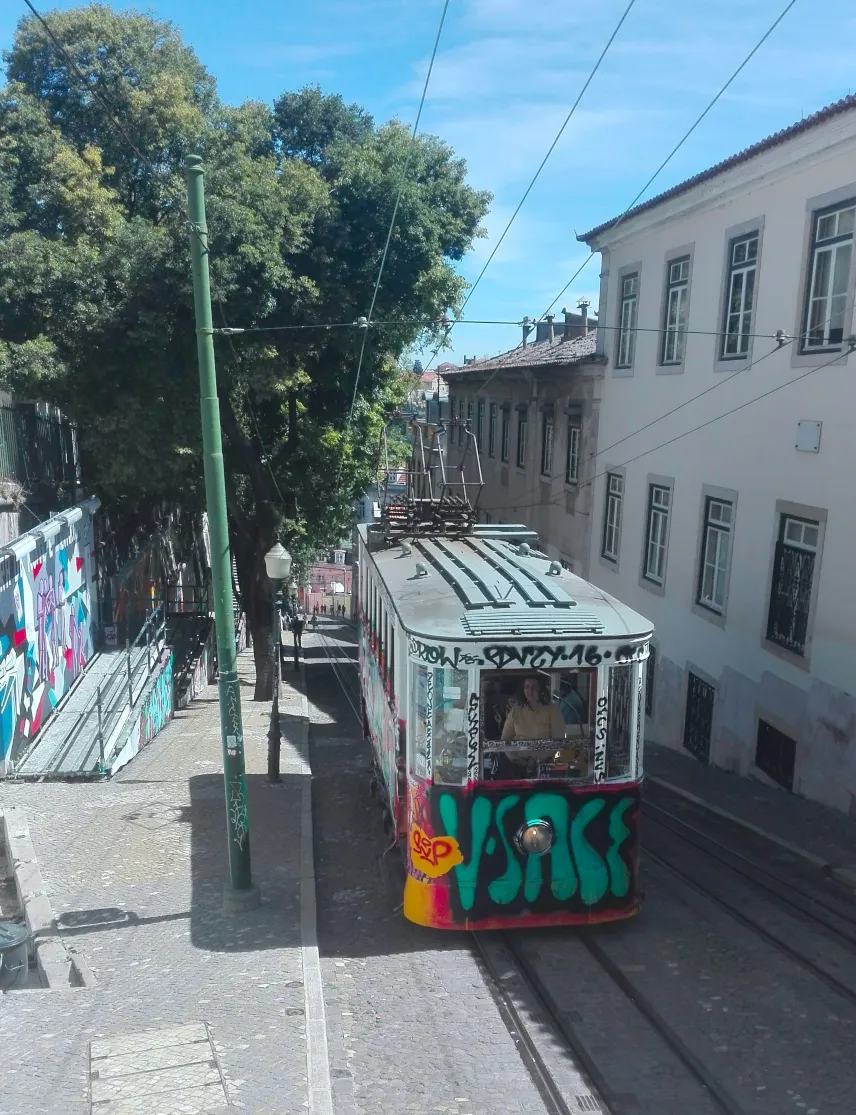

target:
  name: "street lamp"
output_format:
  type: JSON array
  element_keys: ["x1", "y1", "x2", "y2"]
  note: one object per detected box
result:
[{"x1": 264, "y1": 542, "x2": 292, "y2": 783}]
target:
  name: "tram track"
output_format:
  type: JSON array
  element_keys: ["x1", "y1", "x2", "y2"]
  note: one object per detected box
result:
[
  {"x1": 315, "y1": 627, "x2": 851, "y2": 1113},
  {"x1": 642, "y1": 803, "x2": 856, "y2": 1008}
]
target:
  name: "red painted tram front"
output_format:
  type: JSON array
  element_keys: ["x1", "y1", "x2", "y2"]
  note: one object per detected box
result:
[{"x1": 357, "y1": 525, "x2": 654, "y2": 932}]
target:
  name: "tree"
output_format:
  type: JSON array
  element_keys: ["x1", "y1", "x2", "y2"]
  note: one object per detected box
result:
[{"x1": 0, "y1": 6, "x2": 490, "y2": 697}]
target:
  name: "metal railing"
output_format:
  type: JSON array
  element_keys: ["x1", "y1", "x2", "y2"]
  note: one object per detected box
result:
[
  {"x1": 24, "y1": 605, "x2": 168, "y2": 776},
  {"x1": 0, "y1": 404, "x2": 78, "y2": 490}
]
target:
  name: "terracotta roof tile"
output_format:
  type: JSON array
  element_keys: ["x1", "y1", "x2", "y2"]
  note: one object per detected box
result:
[
  {"x1": 440, "y1": 330, "x2": 600, "y2": 377},
  {"x1": 580, "y1": 93, "x2": 856, "y2": 244}
]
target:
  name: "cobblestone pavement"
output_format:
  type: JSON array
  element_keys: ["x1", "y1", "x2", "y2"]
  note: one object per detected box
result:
[
  {"x1": 303, "y1": 627, "x2": 550, "y2": 1115},
  {"x1": 646, "y1": 741, "x2": 856, "y2": 872},
  {"x1": 0, "y1": 649, "x2": 309, "y2": 1115}
]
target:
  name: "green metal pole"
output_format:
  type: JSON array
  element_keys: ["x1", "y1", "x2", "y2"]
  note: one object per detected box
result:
[{"x1": 185, "y1": 155, "x2": 259, "y2": 910}]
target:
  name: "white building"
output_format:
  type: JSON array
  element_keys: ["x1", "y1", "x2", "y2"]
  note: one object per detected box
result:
[{"x1": 580, "y1": 93, "x2": 856, "y2": 813}]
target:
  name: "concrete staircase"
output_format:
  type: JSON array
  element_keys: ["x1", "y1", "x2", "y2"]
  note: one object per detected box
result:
[{"x1": 12, "y1": 645, "x2": 152, "y2": 777}]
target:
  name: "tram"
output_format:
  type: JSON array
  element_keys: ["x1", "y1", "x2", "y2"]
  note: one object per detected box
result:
[{"x1": 356, "y1": 422, "x2": 653, "y2": 931}]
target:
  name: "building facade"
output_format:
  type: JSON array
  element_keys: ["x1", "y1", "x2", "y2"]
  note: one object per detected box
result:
[
  {"x1": 580, "y1": 93, "x2": 856, "y2": 814},
  {"x1": 443, "y1": 312, "x2": 604, "y2": 578}
]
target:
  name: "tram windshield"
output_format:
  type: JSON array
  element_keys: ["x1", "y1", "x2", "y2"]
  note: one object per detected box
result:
[{"x1": 411, "y1": 661, "x2": 638, "y2": 786}]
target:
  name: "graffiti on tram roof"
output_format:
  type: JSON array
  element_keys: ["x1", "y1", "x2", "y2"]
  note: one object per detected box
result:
[
  {"x1": 413, "y1": 786, "x2": 639, "y2": 923},
  {"x1": 409, "y1": 636, "x2": 647, "y2": 671}
]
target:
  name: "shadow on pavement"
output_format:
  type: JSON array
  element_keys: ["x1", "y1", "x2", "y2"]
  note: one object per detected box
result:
[{"x1": 186, "y1": 772, "x2": 303, "y2": 952}]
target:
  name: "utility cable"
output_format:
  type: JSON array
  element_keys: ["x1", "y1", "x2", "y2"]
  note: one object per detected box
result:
[
  {"x1": 338, "y1": 0, "x2": 451, "y2": 484},
  {"x1": 540, "y1": 0, "x2": 801, "y2": 323},
  {"x1": 480, "y1": 344, "x2": 850, "y2": 516},
  {"x1": 420, "y1": 0, "x2": 639, "y2": 378}
]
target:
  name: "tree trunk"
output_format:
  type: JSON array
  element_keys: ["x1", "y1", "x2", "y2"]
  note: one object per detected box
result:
[{"x1": 232, "y1": 520, "x2": 277, "y2": 702}]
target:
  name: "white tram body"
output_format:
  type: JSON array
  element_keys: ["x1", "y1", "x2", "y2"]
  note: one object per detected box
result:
[{"x1": 356, "y1": 522, "x2": 654, "y2": 930}]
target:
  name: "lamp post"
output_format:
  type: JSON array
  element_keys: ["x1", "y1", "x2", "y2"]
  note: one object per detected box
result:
[{"x1": 265, "y1": 542, "x2": 292, "y2": 783}]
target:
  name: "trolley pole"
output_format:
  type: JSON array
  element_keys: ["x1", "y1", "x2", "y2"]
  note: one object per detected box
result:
[{"x1": 185, "y1": 154, "x2": 259, "y2": 912}]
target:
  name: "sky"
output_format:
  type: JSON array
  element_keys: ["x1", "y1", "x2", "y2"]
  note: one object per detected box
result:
[{"x1": 3, "y1": 0, "x2": 856, "y2": 365}]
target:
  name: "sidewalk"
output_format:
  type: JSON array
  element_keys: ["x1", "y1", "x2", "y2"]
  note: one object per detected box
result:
[
  {"x1": 0, "y1": 647, "x2": 318, "y2": 1115},
  {"x1": 645, "y1": 740, "x2": 856, "y2": 884}
]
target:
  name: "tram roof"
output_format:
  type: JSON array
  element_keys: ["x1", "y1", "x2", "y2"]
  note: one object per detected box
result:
[{"x1": 359, "y1": 525, "x2": 653, "y2": 642}]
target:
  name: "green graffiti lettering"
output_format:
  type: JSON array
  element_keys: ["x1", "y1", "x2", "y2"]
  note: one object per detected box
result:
[
  {"x1": 439, "y1": 794, "x2": 492, "y2": 912},
  {"x1": 571, "y1": 798, "x2": 609, "y2": 906},
  {"x1": 607, "y1": 797, "x2": 633, "y2": 898},
  {"x1": 488, "y1": 795, "x2": 522, "y2": 904},
  {"x1": 524, "y1": 794, "x2": 577, "y2": 901}
]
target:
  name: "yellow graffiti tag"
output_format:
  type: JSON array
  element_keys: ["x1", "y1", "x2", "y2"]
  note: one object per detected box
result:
[{"x1": 410, "y1": 825, "x2": 463, "y2": 878}]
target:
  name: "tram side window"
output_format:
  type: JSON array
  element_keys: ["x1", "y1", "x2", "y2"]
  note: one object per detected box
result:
[
  {"x1": 606, "y1": 664, "x2": 633, "y2": 779},
  {"x1": 411, "y1": 664, "x2": 430, "y2": 780},
  {"x1": 432, "y1": 667, "x2": 469, "y2": 786},
  {"x1": 481, "y1": 668, "x2": 595, "y2": 781}
]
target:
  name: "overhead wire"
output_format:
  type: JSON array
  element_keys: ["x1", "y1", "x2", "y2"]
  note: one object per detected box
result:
[
  {"x1": 460, "y1": 0, "x2": 802, "y2": 407},
  {"x1": 539, "y1": 0, "x2": 801, "y2": 323},
  {"x1": 419, "y1": 0, "x2": 640, "y2": 378},
  {"x1": 479, "y1": 343, "x2": 851, "y2": 516},
  {"x1": 336, "y1": 0, "x2": 451, "y2": 491}
]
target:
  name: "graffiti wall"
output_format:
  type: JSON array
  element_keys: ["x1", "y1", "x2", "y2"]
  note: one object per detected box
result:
[
  {"x1": 0, "y1": 500, "x2": 99, "y2": 770},
  {"x1": 360, "y1": 612, "x2": 402, "y2": 824},
  {"x1": 110, "y1": 649, "x2": 174, "y2": 774},
  {"x1": 403, "y1": 782, "x2": 640, "y2": 930}
]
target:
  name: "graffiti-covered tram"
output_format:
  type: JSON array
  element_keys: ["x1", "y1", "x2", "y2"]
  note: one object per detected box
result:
[{"x1": 356, "y1": 521, "x2": 654, "y2": 931}]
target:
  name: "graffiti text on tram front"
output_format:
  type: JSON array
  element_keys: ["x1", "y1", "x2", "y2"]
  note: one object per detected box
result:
[
  {"x1": 482, "y1": 643, "x2": 645, "y2": 670},
  {"x1": 410, "y1": 825, "x2": 463, "y2": 878},
  {"x1": 409, "y1": 638, "x2": 484, "y2": 669},
  {"x1": 594, "y1": 694, "x2": 608, "y2": 782}
]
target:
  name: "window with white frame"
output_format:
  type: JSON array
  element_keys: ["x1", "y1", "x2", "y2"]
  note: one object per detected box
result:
[
  {"x1": 721, "y1": 233, "x2": 758, "y2": 358},
  {"x1": 602, "y1": 473, "x2": 623, "y2": 561},
  {"x1": 697, "y1": 498, "x2": 733, "y2": 613},
  {"x1": 477, "y1": 399, "x2": 485, "y2": 449},
  {"x1": 616, "y1": 273, "x2": 638, "y2": 368},
  {"x1": 565, "y1": 421, "x2": 581, "y2": 484},
  {"x1": 661, "y1": 257, "x2": 690, "y2": 364},
  {"x1": 540, "y1": 413, "x2": 554, "y2": 476},
  {"x1": 488, "y1": 403, "x2": 497, "y2": 457},
  {"x1": 643, "y1": 485, "x2": 670, "y2": 584},
  {"x1": 766, "y1": 514, "x2": 820, "y2": 656},
  {"x1": 803, "y1": 201, "x2": 855, "y2": 350},
  {"x1": 516, "y1": 412, "x2": 527, "y2": 468},
  {"x1": 500, "y1": 407, "x2": 510, "y2": 462}
]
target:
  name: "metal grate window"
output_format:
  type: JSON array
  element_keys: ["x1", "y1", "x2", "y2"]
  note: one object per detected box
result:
[
  {"x1": 683, "y1": 671, "x2": 714, "y2": 762},
  {"x1": 766, "y1": 516, "x2": 818, "y2": 657},
  {"x1": 755, "y1": 719, "x2": 796, "y2": 791}
]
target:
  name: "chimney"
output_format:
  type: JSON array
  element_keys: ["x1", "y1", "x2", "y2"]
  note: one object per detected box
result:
[
  {"x1": 545, "y1": 313, "x2": 555, "y2": 342},
  {"x1": 521, "y1": 315, "x2": 532, "y2": 347},
  {"x1": 577, "y1": 298, "x2": 590, "y2": 336},
  {"x1": 562, "y1": 306, "x2": 573, "y2": 340}
]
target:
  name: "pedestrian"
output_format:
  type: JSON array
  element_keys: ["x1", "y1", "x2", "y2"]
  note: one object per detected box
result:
[{"x1": 292, "y1": 613, "x2": 304, "y2": 651}]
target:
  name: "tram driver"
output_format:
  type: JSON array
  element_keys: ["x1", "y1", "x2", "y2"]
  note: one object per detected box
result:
[{"x1": 501, "y1": 675, "x2": 565, "y2": 748}]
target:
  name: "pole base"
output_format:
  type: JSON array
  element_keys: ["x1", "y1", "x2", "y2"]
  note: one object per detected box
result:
[{"x1": 223, "y1": 884, "x2": 261, "y2": 914}]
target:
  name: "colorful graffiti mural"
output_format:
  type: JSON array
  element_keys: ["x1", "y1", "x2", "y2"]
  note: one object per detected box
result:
[
  {"x1": 403, "y1": 784, "x2": 640, "y2": 929},
  {"x1": 0, "y1": 503, "x2": 98, "y2": 768},
  {"x1": 110, "y1": 650, "x2": 174, "y2": 774}
]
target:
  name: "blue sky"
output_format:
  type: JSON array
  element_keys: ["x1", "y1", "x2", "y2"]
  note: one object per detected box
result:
[{"x1": 3, "y1": 0, "x2": 856, "y2": 364}]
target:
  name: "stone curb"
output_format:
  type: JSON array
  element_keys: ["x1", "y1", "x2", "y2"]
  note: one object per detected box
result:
[
  {"x1": 647, "y1": 775, "x2": 856, "y2": 890},
  {"x1": 2, "y1": 806, "x2": 92, "y2": 989}
]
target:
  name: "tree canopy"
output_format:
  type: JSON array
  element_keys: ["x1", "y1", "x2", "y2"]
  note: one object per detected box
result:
[{"x1": 0, "y1": 4, "x2": 490, "y2": 688}]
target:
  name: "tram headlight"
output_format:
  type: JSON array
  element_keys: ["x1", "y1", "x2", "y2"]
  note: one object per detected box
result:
[{"x1": 516, "y1": 820, "x2": 554, "y2": 857}]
